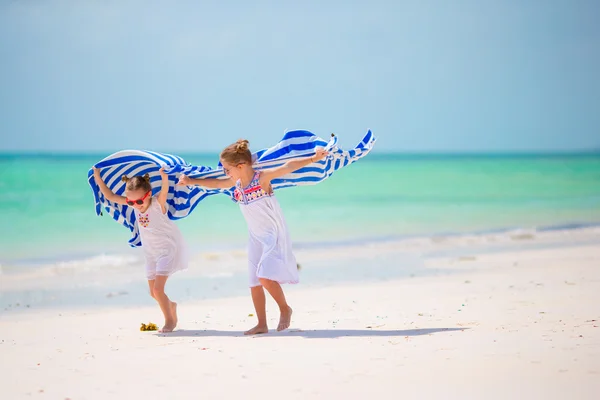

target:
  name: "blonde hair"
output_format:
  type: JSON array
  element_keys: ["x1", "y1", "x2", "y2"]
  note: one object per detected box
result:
[
  {"x1": 121, "y1": 173, "x2": 152, "y2": 192},
  {"x1": 220, "y1": 139, "x2": 252, "y2": 165}
]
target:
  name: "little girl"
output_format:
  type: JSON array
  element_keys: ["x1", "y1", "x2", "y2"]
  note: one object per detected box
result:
[
  {"x1": 178, "y1": 140, "x2": 327, "y2": 335},
  {"x1": 93, "y1": 167, "x2": 187, "y2": 333}
]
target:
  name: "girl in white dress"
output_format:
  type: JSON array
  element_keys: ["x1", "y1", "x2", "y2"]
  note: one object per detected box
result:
[
  {"x1": 178, "y1": 140, "x2": 327, "y2": 335},
  {"x1": 93, "y1": 167, "x2": 187, "y2": 333}
]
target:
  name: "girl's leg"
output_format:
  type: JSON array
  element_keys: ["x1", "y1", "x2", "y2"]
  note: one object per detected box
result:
[
  {"x1": 245, "y1": 285, "x2": 269, "y2": 335},
  {"x1": 259, "y1": 278, "x2": 293, "y2": 332},
  {"x1": 246, "y1": 236, "x2": 269, "y2": 335},
  {"x1": 147, "y1": 280, "x2": 156, "y2": 299},
  {"x1": 152, "y1": 275, "x2": 177, "y2": 333}
]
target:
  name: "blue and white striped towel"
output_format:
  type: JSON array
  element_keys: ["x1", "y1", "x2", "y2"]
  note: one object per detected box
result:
[{"x1": 88, "y1": 129, "x2": 376, "y2": 247}]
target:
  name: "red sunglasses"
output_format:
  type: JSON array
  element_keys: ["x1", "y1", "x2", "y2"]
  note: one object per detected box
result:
[{"x1": 126, "y1": 190, "x2": 151, "y2": 206}]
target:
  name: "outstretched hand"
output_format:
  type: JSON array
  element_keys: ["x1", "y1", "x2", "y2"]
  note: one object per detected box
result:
[
  {"x1": 311, "y1": 148, "x2": 329, "y2": 163},
  {"x1": 159, "y1": 167, "x2": 168, "y2": 177},
  {"x1": 177, "y1": 174, "x2": 191, "y2": 186}
]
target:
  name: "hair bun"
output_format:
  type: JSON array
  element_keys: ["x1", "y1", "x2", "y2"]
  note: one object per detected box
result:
[
  {"x1": 235, "y1": 139, "x2": 249, "y2": 153},
  {"x1": 121, "y1": 175, "x2": 129, "y2": 182},
  {"x1": 143, "y1": 173, "x2": 150, "y2": 182}
]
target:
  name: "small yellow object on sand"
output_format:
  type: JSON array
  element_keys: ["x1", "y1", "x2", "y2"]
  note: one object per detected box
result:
[{"x1": 140, "y1": 322, "x2": 158, "y2": 331}]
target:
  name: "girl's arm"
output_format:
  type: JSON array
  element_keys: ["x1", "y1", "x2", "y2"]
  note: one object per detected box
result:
[
  {"x1": 93, "y1": 167, "x2": 129, "y2": 205},
  {"x1": 261, "y1": 149, "x2": 329, "y2": 182},
  {"x1": 177, "y1": 175, "x2": 234, "y2": 189},
  {"x1": 157, "y1": 167, "x2": 169, "y2": 214}
]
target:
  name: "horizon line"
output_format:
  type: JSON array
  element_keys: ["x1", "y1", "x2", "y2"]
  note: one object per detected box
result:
[{"x1": 1, "y1": 149, "x2": 599, "y2": 157}]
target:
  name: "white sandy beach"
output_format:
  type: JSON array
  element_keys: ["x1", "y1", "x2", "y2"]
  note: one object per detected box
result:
[{"x1": 1, "y1": 239, "x2": 599, "y2": 400}]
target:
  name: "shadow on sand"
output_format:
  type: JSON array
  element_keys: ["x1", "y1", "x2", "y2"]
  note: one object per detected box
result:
[{"x1": 156, "y1": 327, "x2": 466, "y2": 338}]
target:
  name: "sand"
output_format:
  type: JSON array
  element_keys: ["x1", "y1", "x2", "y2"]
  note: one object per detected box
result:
[{"x1": 1, "y1": 242, "x2": 599, "y2": 399}]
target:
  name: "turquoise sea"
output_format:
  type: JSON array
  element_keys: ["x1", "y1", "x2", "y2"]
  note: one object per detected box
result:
[
  {"x1": 1, "y1": 152, "x2": 599, "y2": 310},
  {"x1": 1, "y1": 152, "x2": 599, "y2": 266}
]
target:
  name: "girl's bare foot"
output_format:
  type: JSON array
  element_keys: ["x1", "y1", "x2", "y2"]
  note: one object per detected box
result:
[
  {"x1": 244, "y1": 324, "x2": 269, "y2": 335},
  {"x1": 277, "y1": 306, "x2": 293, "y2": 331},
  {"x1": 159, "y1": 302, "x2": 178, "y2": 333},
  {"x1": 159, "y1": 322, "x2": 176, "y2": 333}
]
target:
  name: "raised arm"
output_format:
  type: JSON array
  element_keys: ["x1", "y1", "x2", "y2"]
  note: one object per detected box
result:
[
  {"x1": 261, "y1": 149, "x2": 329, "y2": 182},
  {"x1": 177, "y1": 174, "x2": 234, "y2": 189},
  {"x1": 156, "y1": 167, "x2": 169, "y2": 214},
  {"x1": 93, "y1": 167, "x2": 128, "y2": 205}
]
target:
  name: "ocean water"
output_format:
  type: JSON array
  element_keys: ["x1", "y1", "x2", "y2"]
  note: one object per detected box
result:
[
  {"x1": 1, "y1": 152, "x2": 599, "y2": 266},
  {"x1": 1, "y1": 152, "x2": 599, "y2": 310}
]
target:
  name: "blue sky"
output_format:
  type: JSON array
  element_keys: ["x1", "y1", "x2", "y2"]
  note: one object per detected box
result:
[{"x1": 1, "y1": 1, "x2": 599, "y2": 153}]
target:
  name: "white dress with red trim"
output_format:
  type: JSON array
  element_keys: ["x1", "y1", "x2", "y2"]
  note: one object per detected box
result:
[
  {"x1": 234, "y1": 172, "x2": 299, "y2": 287},
  {"x1": 134, "y1": 197, "x2": 188, "y2": 280}
]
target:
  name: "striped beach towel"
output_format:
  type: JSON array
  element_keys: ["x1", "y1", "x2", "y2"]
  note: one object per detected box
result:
[{"x1": 88, "y1": 129, "x2": 376, "y2": 247}]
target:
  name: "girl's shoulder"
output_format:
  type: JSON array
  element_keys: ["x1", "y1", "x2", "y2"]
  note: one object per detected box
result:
[{"x1": 147, "y1": 196, "x2": 164, "y2": 211}]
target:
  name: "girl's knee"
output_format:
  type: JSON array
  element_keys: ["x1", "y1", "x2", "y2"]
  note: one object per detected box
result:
[{"x1": 152, "y1": 287, "x2": 165, "y2": 298}]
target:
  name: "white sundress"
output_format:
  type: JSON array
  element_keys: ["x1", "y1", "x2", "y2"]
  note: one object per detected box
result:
[
  {"x1": 135, "y1": 197, "x2": 188, "y2": 280},
  {"x1": 234, "y1": 171, "x2": 299, "y2": 287}
]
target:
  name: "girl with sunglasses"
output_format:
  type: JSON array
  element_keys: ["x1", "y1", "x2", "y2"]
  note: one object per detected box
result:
[
  {"x1": 178, "y1": 139, "x2": 328, "y2": 335},
  {"x1": 93, "y1": 167, "x2": 187, "y2": 333}
]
